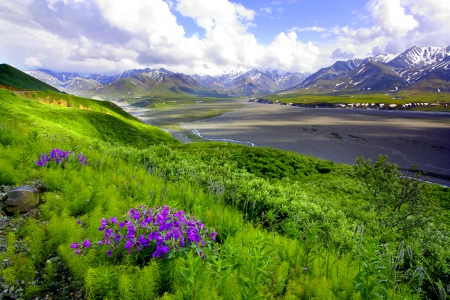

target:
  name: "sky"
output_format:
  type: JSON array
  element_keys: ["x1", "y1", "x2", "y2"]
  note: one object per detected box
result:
[{"x1": 1, "y1": 0, "x2": 449, "y2": 76}]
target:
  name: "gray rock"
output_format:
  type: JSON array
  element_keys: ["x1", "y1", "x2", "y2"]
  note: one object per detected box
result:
[
  {"x1": 1, "y1": 185, "x2": 12, "y2": 193},
  {"x1": 25, "y1": 208, "x2": 41, "y2": 219},
  {"x1": 5, "y1": 186, "x2": 38, "y2": 213}
]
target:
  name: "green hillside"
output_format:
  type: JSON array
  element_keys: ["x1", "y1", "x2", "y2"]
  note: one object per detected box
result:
[
  {"x1": 0, "y1": 87, "x2": 449, "y2": 299},
  {"x1": 0, "y1": 64, "x2": 60, "y2": 92},
  {"x1": 0, "y1": 89, "x2": 177, "y2": 147}
]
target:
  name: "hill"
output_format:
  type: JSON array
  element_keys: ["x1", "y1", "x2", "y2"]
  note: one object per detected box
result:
[
  {"x1": 0, "y1": 64, "x2": 60, "y2": 92},
  {"x1": 0, "y1": 89, "x2": 177, "y2": 147}
]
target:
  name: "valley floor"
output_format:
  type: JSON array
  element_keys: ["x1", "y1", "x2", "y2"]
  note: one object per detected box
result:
[{"x1": 122, "y1": 100, "x2": 450, "y2": 186}]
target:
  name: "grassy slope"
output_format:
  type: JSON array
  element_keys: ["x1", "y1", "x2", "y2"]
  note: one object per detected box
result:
[
  {"x1": 0, "y1": 64, "x2": 60, "y2": 92},
  {"x1": 0, "y1": 89, "x2": 178, "y2": 147},
  {"x1": 0, "y1": 87, "x2": 449, "y2": 298}
]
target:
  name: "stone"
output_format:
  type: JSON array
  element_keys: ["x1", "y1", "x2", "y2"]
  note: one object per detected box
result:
[
  {"x1": 5, "y1": 186, "x2": 38, "y2": 213},
  {"x1": 1, "y1": 185, "x2": 12, "y2": 193},
  {"x1": 25, "y1": 208, "x2": 41, "y2": 219}
]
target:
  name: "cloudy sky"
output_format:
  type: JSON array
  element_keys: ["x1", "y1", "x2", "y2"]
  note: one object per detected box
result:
[{"x1": 1, "y1": 0, "x2": 449, "y2": 75}]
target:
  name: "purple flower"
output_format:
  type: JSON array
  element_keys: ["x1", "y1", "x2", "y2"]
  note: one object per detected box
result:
[
  {"x1": 98, "y1": 218, "x2": 108, "y2": 231},
  {"x1": 129, "y1": 209, "x2": 141, "y2": 220},
  {"x1": 114, "y1": 234, "x2": 121, "y2": 243},
  {"x1": 83, "y1": 239, "x2": 91, "y2": 248},
  {"x1": 77, "y1": 154, "x2": 87, "y2": 165},
  {"x1": 50, "y1": 148, "x2": 64, "y2": 163},
  {"x1": 36, "y1": 149, "x2": 87, "y2": 168},
  {"x1": 37, "y1": 154, "x2": 50, "y2": 167},
  {"x1": 124, "y1": 240, "x2": 134, "y2": 252},
  {"x1": 71, "y1": 205, "x2": 217, "y2": 259},
  {"x1": 104, "y1": 228, "x2": 113, "y2": 238},
  {"x1": 152, "y1": 245, "x2": 169, "y2": 258}
]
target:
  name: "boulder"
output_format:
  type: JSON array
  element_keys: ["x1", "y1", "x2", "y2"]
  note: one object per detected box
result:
[
  {"x1": 1, "y1": 185, "x2": 12, "y2": 193},
  {"x1": 5, "y1": 186, "x2": 38, "y2": 213}
]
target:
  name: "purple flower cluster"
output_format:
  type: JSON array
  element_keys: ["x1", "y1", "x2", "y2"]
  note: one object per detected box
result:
[
  {"x1": 36, "y1": 148, "x2": 87, "y2": 167},
  {"x1": 72, "y1": 205, "x2": 217, "y2": 260},
  {"x1": 71, "y1": 239, "x2": 92, "y2": 254}
]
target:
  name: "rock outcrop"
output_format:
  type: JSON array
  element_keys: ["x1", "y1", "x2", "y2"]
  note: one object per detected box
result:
[{"x1": 4, "y1": 186, "x2": 39, "y2": 213}]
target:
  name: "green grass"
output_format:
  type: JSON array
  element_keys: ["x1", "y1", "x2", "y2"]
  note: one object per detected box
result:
[
  {"x1": 0, "y1": 64, "x2": 60, "y2": 92},
  {"x1": 1, "y1": 87, "x2": 449, "y2": 299},
  {"x1": 0, "y1": 89, "x2": 178, "y2": 147},
  {"x1": 264, "y1": 90, "x2": 450, "y2": 110}
]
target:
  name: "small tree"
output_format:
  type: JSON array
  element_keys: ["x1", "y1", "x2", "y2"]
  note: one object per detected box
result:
[{"x1": 354, "y1": 155, "x2": 435, "y2": 234}]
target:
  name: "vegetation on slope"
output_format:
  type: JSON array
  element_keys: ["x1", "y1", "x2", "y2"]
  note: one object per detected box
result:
[
  {"x1": 0, "y1": 89, "x2": 177, "y2": 147},
  {"x1": 0, "y1": 64, "x2": 60, "y2": 92},
  {"x1": 1, "y1": 88, "x2": 449, "y2": 299}
]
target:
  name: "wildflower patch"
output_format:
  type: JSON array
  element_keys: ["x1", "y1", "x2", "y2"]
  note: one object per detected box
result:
[
  {"x1": 71, "y1": 205, "x2": 217, "y2": 261},
  {"x1": 36, "y1": 148, "x2": 87, "y2": 167}
]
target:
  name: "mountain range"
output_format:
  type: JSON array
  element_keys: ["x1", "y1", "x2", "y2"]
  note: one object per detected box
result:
[
  {"x1": 294, "y1": 45, "x2": 450, "y2": 93},
  {"x1": 22, "y1": 45, "x2": 450, "y2": 99},
  {"x1": 25, "y1": 67, "x2": 309, "y2": 99}
]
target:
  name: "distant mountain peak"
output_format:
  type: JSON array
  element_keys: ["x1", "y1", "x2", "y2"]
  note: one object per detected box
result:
[{"x1": 292, "y1": 45, "x2": 450, "y2": 93}]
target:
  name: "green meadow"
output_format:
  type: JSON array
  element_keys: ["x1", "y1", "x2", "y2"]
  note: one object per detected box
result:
[
  {"x1": 264, "y1": 90, "x2": 450, "y2": 110},
  {"x1": 1, "y1": 89, "x2": 449, "y2": 299}
]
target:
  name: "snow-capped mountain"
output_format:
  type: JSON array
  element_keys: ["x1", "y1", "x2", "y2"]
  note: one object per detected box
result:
[
  {"x1": 25, "y1": 45, "x2": 449, "y2": 99},
  {"x1": 365, "y1": 53, "x2": 400, "y2": 64},
  {"x1": 297, "y1": 59, "x2": 363, "y2": 88},
  {"x1": 386, "y1": 46, "x2": 449, "y2": 68},
  {"x1": 24, "y1": 70, "x2": 66, "y2": 88},
  {"x1": 24, "y1": 69, "x2": 101, "y2": 95},
  {"x1": 295, "y1": 45, "x2": 450, "y2": 93},
  {"x1": 199, "y1": 68, "x2": 310, "y2": 95}
]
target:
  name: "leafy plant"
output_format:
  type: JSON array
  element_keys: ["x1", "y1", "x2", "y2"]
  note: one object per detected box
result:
[{"x1": 354, "y1": 155, "x2": 435, "y2": 234}]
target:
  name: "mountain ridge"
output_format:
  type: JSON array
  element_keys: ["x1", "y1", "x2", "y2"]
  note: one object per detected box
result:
[
  {"x1": 293, "y1": 45, "x2": 450, "y2": 93},
  {"x1": 21, "y1": 44, "x2": 450, "y2": 98},
  {"x1": 25, "y1": 67, "x2": 310, "y2": 98}
]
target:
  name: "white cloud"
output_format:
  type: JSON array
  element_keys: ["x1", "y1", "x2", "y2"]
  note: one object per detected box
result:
[
  {"x1": 335, "y1": 0, "x2": 417, "y2": 44},
  {"x1": 291, "y1": 26, "x2": 326, "y2": 32},
  {"x1": 257, "y1": 32, "x2": 320, "y2": 71},
  {"x1": 331, "y1": 48, "x2": 355, "y2": 60},
  {"x1": 2, "y1": 0, "x2": 449, "y2": 77},
  {"x1": 367, "y1": 0, "x2": 418, "y2": 37},
  {"x1": 260, "y1": 7, "x2": 272, "y2": 14},
  {"x1": 329, "y1": 0, "x2": 450, "y2": 61},
  {"x1": 24, "y1": 57, "x2": 43, "y2": 67}
]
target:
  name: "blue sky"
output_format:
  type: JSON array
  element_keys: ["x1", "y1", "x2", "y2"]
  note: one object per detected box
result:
[
  {"x1": 178, "y1": 0, "x2": 367, "y2": 45},
  {"x1": 1, "y1": 0, "x2": 449, "y2": 75}
]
